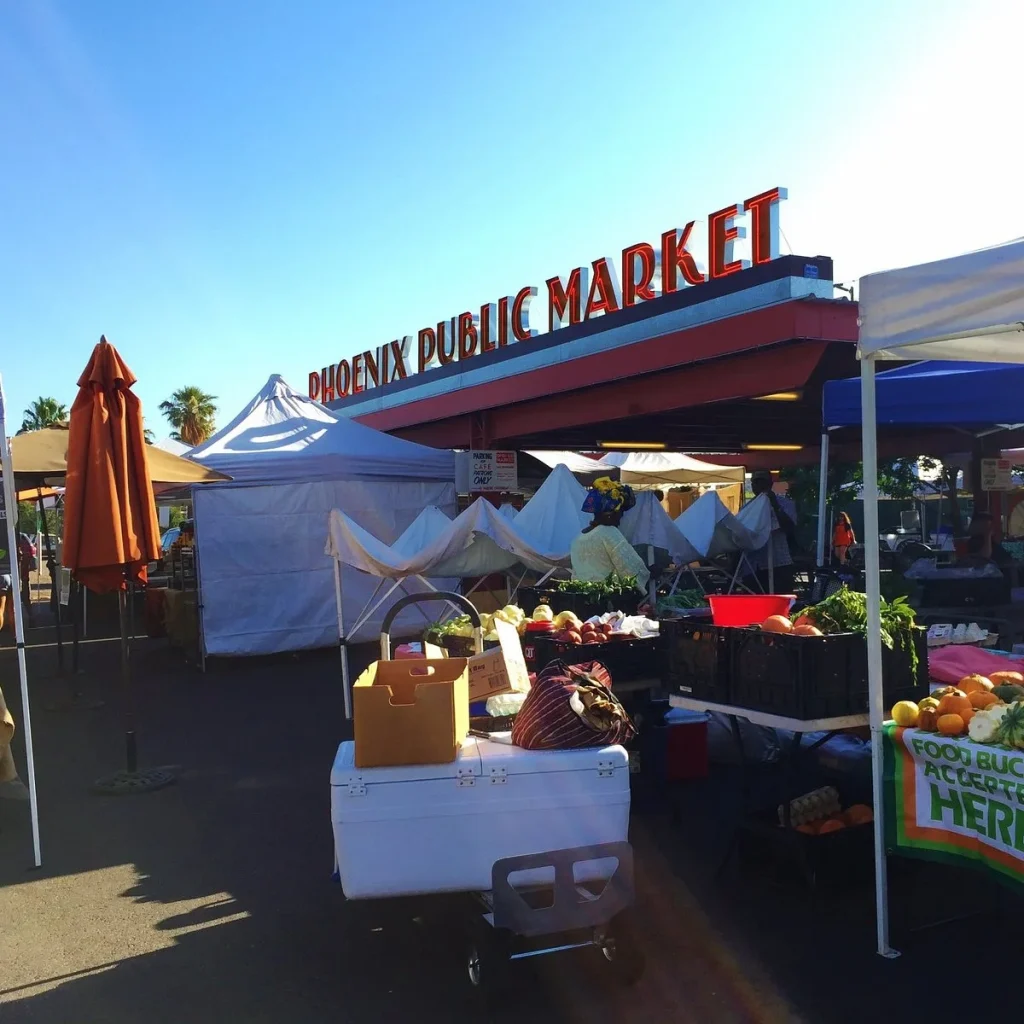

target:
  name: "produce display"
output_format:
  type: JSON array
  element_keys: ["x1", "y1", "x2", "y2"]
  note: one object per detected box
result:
[
  {"x1": 743, "y1": 588, "x2": 920, "y2": 672},
  {"x1": 425, "y1": 602, "x2": 656, "y2": 647},
  {"x1": 426, "y1": 604, "x2": 529, "y2": 644},
  {"x1": 889, "y1": 670, "x2": 1024, "y2": 744}
]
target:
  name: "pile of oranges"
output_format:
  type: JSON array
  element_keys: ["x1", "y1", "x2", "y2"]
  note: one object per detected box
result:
[{"x1": 904, "y1": 675, "x2": 999, "y2": 736}]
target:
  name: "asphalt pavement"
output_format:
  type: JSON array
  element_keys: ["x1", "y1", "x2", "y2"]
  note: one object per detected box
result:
[{"x1": 0, "y1": 633, "x2": 1017, "y2": 1023}]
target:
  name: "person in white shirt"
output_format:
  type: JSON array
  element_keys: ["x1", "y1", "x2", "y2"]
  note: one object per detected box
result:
[{"x1": 569, "y1": 478, "x2": 650, "y2": 593}]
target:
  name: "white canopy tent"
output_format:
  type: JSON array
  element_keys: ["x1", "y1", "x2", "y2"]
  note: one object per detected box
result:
[
  {"x1": 595, "y1": 451, "x2": 745, "y2": 487},
  {"x1": 523, "y1": 450, "x2": 605, "y2": 476},
  {"x1": 675, "y1": 491, "x2": 772, "y2": 558},
  {"x1": 187, "y1": 375, "x2": 456, "y2": 658},
  {"x1": 513, "y1": 464, "x2": 589, "y2": 556},
  {"x1": 857, "y1": 238, "x2": 1024, "y2": 959},
  {"x1": 621, "y1": 490, "x2": 702, "y2": 564},
  {"x1": 327, "y1": 493, "x2": 580, "y2": 715}
]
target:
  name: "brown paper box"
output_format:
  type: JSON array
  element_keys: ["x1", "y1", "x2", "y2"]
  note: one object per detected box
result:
[
  {"x1": 353, "y1": 658, "x2": 469, "y2": 768},
  {"x1": 467, "y1": 618, "x2": 531, "y2": 702}
]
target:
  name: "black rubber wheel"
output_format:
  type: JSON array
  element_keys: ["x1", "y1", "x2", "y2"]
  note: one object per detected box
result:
[
  {"x1": 465, "y1": 917, "x2": 514, "y2": 1009},
  {"x1": 597, "y1": 910, "x2": 646, "y2": 985}
]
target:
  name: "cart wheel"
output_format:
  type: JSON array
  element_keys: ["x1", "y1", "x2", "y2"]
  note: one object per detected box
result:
[
  {"x1": 596, "y1": 910, "x2": 645, "y2": 985},
  {"x1": 465, "y1": 918, "x2": 513, "y2": 1008}
]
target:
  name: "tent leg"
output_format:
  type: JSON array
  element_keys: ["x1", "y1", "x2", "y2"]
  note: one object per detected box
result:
[
  {"x1": 816, "y1": 431, "x2": 830, "y2": 567},
  {"x1": 861, "y1": 356, "x2": 900, "y2": 959},
  {"x1": 0, "y1": 384, "x2": 42, "y2": 868},
  {"x1": 333, "y1": 560, "x2": 352, "y2": 721}
]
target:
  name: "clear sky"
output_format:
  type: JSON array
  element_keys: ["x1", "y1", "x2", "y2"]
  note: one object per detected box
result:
[{"x1": 2, "y1": 0, "x2": 1021, "y2": 439}]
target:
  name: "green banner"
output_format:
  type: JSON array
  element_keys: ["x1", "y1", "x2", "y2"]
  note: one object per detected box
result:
[{"x1": 883, "y1": 723, "x2": 1024, "y2": 889}]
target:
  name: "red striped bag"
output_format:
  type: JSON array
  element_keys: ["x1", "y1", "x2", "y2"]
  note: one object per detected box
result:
[{"x1": 511, "y1": 660, "x2": 636, "y2": 750}]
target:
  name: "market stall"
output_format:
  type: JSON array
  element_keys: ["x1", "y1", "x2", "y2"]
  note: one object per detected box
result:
[
  {"x1": 188, "y1": 375, "x2": 456, "y2": 657},
  {"x1": 857, "y1": 237, "x2": 1024, "y2": 955}
]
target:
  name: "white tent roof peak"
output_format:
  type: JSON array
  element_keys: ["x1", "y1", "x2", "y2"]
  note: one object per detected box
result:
[{"x1": 188, "y1": 375, "x2": 454, "y2": 483}]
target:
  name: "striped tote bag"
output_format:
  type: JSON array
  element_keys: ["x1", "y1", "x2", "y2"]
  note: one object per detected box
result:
[{"x1": 511, "y1": 660, "x2": 635, "y2": 750}]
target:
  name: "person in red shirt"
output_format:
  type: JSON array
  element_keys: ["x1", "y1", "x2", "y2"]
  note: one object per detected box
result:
[{"x1": 832, "y1": 512, "x2": 856, "y2": 565}]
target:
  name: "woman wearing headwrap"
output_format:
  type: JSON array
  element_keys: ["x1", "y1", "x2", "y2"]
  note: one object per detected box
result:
[{"x1": 569, "y1": 478, "x2": 650, "y2": 593}]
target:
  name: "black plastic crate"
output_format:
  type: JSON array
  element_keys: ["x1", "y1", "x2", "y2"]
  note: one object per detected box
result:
[
  {"x1": 525, "y1": 634, "x2": 663, "y2": 684},
  {"x1": 662, "y1": 618, "x2": 730, "y2": 704},
  {"x1": 730, "y1": 628, "x2": 928, "y2": 720}
]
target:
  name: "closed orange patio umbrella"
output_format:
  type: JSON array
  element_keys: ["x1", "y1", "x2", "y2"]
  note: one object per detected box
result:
[{"x1": 62, "y1": 336, "x2": 172, "y2": 792}]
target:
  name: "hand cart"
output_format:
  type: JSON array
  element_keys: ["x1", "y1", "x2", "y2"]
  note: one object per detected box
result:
[{"x1": 338, "y1": 590, "x2": 646, "y2": 1007}]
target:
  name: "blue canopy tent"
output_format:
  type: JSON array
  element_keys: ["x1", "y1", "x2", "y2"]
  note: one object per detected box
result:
[
  {"x1": 823, "y1": 360, "x2": 1024, "y2": 427},
  {"x1": 815, "y1": 360, "x2": 1024, "y2": 563}
]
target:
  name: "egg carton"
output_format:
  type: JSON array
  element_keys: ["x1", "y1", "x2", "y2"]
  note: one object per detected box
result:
[{"x1": 926, "y1": 622, "x2": 994, "y2": 647}]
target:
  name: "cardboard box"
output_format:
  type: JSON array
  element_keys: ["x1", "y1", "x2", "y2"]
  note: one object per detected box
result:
[
  {"x1": 467, "y1": 617, "x2": 531, "y2": 702},
  {"x1": 353, "y1": 658, "x2": 469, "y2": 768}
]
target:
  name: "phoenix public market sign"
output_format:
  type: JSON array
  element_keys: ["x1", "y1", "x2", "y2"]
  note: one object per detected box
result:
[{"x1": 308, "y1": 187, "x2": 788, "y2": 402}]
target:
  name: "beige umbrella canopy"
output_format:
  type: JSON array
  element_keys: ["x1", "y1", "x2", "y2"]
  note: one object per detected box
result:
[{"x1": 7, "y1": 424, "x2": 229, "y2": 491}]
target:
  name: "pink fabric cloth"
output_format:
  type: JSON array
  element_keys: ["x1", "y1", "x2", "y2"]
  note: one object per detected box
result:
[{"x1": 927, "y1": 645, "x2": 1024, "y2": 685}]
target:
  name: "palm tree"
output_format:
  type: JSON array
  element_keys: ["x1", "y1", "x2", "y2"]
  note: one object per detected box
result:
[
  {"x1": 20, "y1": 396, "x2": 68, "y2": 433},
  {"x1": 159, "y1": 387, "x2": 217, "y2": 446}
]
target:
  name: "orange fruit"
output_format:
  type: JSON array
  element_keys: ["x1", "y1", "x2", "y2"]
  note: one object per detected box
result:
[
  {"x1": 989, "y1": 671, "x2": 1024, "y2": 686},
  {"x1": 761, "y1": 615, "x2": 793, "y2": 634},
  {"x1": 936, "y1": 692, "x2": 972, "y2": 718},
  {"x1": 959, "y1": 708, "x2": 975, "y2": 727},
  {"x1": 969, "y1": 690, "x2": 1000, "y2": 710},
  {"x1": 843, "y1": 804, "x2": 874, "y2": 826},
  {"x1": 917, "y1": 707, "x2": 940, "y2": 732},
  {"x1": 817, "y1": 819, "x2": 845, "y2": 834},
  {"x1": 795, "y1": 823, "x2": 818, "y2": 834},
  {"x1": 937, "y1": 713, "x2": 965, "y2": 736},
  {"x1": 792, "y1": 624, "x2": 824, "y2": 637},
  {"x1": 958, "y1": 674, "x2": 993, "y2": 695}
]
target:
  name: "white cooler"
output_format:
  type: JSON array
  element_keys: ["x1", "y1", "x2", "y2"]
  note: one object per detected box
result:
[{"x1": 331, "y1": 736, "x2": 630, "y2": 899}]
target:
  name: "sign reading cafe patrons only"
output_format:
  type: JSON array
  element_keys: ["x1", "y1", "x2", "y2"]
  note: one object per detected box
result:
[{"x1": 308, "y1": 187, "x2": 788, "y2": 402}]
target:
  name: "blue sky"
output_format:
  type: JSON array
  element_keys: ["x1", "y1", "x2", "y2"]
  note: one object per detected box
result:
[{"x1": 1, "y1": 0, "x2": 1020, "y2": 439}]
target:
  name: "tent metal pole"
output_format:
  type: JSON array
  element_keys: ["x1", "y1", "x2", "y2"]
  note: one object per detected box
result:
[
  {"x1": 0, "y1": 376, "x2": 42, "y2": 867},
  {"x1": 333, "y1": 559, "x2": 352, "y2": 721},
  {"x1": 861, "y1": 355, "x2": 899, "y2": 959},
  {"x1": 816, "y1": 431, "x2": 830, "y2": 566}
]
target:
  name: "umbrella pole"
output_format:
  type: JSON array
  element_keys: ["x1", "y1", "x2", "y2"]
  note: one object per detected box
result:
[
  {"x1": 93, "y1": 576, "x2": 172, "y2": 794},
  {"x1": 119, "y1": 585, "x2": 137, "y2": 773}
]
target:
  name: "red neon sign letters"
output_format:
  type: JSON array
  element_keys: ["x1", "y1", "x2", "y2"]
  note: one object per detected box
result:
[{"x1": 309, "y1": 186, "x2": 787, "y2": 401}]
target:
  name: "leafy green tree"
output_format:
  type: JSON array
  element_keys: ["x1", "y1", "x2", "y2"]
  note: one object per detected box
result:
[
  {"x1": 159, "y1": 387, "x2": 217, "y2": 446},
  {"x1": 20, "y1": 396, "x2": 68, "y2": 433}
]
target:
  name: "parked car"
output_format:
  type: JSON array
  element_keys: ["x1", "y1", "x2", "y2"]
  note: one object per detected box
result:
[{"x1": 160, "y1": 527, "x2": 181, "y2": 554}]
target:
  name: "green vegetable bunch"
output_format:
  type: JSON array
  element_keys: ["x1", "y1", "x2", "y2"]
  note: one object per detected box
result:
[
  {"x1": 553, "y1": 573, "x2": 638, "y2": 598},
  {"x1": 803, "y1": 588, "x2": 919, "y2": 673},
  {"x1": 656, "y1": 590, "x2": 707, "y2": 613}
]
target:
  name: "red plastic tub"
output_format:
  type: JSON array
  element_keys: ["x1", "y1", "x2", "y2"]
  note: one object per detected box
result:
[{"x1": 707, "y1": 594, "x2": 796, "y2": 627}]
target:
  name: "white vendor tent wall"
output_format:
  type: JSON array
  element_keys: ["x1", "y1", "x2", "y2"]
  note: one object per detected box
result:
[
  {"x1": 857, "y1": 238, "x2": 1024, "y2": 959},
  {"x1": 187, "y1": 375, "x2": 456, "y2": 657}
]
